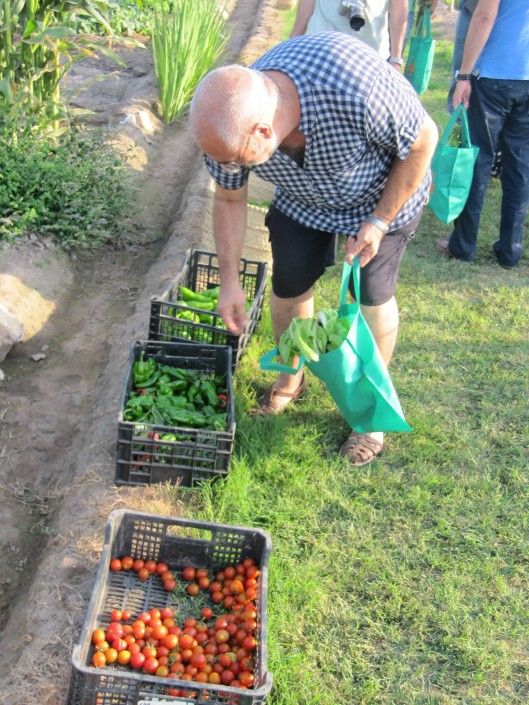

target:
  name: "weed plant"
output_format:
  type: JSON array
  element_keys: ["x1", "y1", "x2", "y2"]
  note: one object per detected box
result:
[
  {"x1": 0, "y1": 104, "x2": 132, "y2": 249},
  {"x1": 151, "y1": 0, "x2": 227, "y2": 123}
]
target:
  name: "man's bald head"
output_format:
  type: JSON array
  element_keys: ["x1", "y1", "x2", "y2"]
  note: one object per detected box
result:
[{"x1": 189, "y1": 65, "x2": 279, "y2": 160}]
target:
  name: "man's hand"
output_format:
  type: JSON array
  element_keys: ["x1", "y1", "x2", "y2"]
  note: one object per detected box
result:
[
  {"x1": 217, "y1": 280, "x2": 247, "y2": 335},
  {"x1": 344, "y1": 221, "x2": 385, "y2": 267},
  {"x1": 453, "y1": 79, "x2": 472, "y2": 109}
]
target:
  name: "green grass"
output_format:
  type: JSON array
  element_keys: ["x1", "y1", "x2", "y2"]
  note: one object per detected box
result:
[{"x1": 174, "y1": 27, "x2": 529, "y2": 705}]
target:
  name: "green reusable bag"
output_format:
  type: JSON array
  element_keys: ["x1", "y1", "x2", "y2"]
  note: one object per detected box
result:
[
  {"x1": 404, "y1": 7, "x2": 436, "y2": 95},
  {"x1": 260, "y1": 260, "x2": 411, "y2": 433},
  {"x1": 429, "y1": 104, "x2": 479, "y2": 223}
]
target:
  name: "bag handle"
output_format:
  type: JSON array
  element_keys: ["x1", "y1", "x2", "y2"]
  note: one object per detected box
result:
[
  {"x1": 416, "y1": 6, "x2": 431, "y2": 38},
  {"x1": 439, "y1": 103, "x2": 472, "y2": 148},
  {"x1": 339, "y1": 258, "x2": 361, "y2": 308},
  {"x1": 259, "y1": 346, "x2": 305, "y2": 374}
]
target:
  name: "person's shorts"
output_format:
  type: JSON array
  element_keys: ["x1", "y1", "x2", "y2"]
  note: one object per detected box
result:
[{"x1": 265, "y1": 205, "x2": 422, "y2": 306}]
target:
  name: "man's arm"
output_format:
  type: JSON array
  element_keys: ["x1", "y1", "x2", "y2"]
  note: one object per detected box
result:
[
  {"x1": 388, "y1": 0, "x2": 408, "y2": 67},
  {"x1": 290, "y1": 0, "x2": 316, "y2": 37},
  {"x1": 452, "y1": 0, "x2": 500, "y2": 108},
  {"x1": 213, "y1": 183, "x2": 249, "y2": 334},
  {"x1": 346, "y1": 114, "x2": 438, "y2": 266}
]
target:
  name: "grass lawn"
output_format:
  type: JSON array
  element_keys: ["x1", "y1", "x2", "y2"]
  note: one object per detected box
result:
[{"x1": 172, "y1": 30, "x2": 529, "y2": 705}]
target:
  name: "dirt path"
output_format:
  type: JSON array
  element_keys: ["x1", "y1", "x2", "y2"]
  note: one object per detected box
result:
[{"x1": 0, "y1": 1, "x2": 282, "y2": 703}]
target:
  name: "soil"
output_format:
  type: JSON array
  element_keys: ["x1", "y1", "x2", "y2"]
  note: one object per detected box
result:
[{"x1": 0, "y1": 4, "x2": 455, "y2": 703}]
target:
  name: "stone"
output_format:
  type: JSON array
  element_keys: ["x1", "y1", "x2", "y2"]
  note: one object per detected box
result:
[
  {"x1": 30, "y1": 352, "x2": 47, "y2": 362},
  {"x1": 0, "y1": 303, "x2": 23, "y2": 363}
]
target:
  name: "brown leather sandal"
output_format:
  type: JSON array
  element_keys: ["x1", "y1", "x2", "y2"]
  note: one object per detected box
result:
[
  {"x1": 340, "y1": 431, "x2": 384, "y2": 466},
  {"x1": 255, "y1": 373, "x2": 306, "y2": 416}
]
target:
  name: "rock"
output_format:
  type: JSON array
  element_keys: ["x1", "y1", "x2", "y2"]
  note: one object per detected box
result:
[
  {"x1": 0, "y1": 303, "x2": 24, "y2": 363},
  {"x1": 41, "y1": 344, "x2": 49, "y2": 352},
  {"x1": 30, "y1": 353, "x2": 47, "y2": 362},
  {"x1": 0, "y1": 368, "x2": 4, "y2": 381}
]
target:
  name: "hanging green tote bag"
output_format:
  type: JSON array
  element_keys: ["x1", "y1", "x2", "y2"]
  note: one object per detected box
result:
[
  {"x1": 429, "y1": 103, "x2": 479, "y2": 223},
  {"x1": 404, "y1": 7, "x2": 436, "y2": 95},
  {"x1": 260, "y1": 260, "x2": 411, "y2": 433}
]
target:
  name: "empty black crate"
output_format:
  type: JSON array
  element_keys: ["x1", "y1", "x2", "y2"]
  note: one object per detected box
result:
[
  {"x1": 115, "y1": 341, "x2": 235, "y2": 487},
  {"x1": 68, "y1": 509, "x2": 273, "y2": 705},
  {"x1": 149, "y1": 249, "x2": 267, "y2": 370}
]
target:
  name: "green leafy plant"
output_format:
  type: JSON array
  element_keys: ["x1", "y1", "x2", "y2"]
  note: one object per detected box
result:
[
  {"x1": 0, "y1": 101, "x2": 132, "y2": 249},
  {"x1": 0, "y1": 0, "x2": 121, "y2": 126},
  {"x1": 151, "y1": 0, "x2": 227, "y2": 123}
]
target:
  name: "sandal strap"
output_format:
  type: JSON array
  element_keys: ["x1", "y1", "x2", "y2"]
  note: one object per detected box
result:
[
  {"x1": 256, "y1": 373, "x2": 306, "y2": 415},
  {"x1": 340, "y1": 431, "x2": 383, "y2": 465}
]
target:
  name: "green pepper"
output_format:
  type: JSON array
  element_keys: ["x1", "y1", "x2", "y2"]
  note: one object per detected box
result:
[
  {"x1": 186, "y1": 381, "x2": 200, "y2": 403},
  {"x1": 159, "y1": 365, "x2": 186, "y2": 380},
  {"x1": 198, "y1": 314, "x2": 214, "y2": 325},
  {"x1": 176, "y1": 310, "x2": 200, "y2": 322},
  {"x1": 208, "y1": 413, "x2": 227, "y2": 430},
  {"x1": 135, "y1": 369, "x2": 160, "y2": 390},
  {"x1": 179, "y1": 286, "x2": 212, "y2": 303},
  {"x1": 201, "y1": 380, "x2": 219, "y2": 407},
  {"x1": 132, "y1": 352, "x2": 157, "y2": 385}
]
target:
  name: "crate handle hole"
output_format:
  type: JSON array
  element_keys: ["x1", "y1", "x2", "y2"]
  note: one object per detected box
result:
[{"x1": 166, "y1": 526, "x2": 214, "y2": 541}]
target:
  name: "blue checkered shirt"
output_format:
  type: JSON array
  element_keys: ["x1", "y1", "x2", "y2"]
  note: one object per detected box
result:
[{"x1": 205, "y1": 32, "x2": 430, "y2": 235}]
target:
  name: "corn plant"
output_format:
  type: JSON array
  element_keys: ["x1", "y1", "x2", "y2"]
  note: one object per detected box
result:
[
  {"x1": 0, "y1": 0, "x2": 120, "y2": 124},
  {"x1": 151, "y1": 0, "x2": 227, "y2": 123}
]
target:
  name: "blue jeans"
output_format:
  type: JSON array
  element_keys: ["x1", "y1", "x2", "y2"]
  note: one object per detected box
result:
[
  {"x1": 448, "y1": 77, "x2": 529, "y2": 267},
  {"x1": 447, "y1": 6, "x2": 472, "y2": 113}
]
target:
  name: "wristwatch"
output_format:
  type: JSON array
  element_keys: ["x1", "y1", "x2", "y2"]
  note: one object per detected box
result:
[
  {"x1": 388, "y1": 56, "x2": 404, "y2": 66},
  {"x1": 456, "y1": 72, "x2": 473, "y2": 81},
  {"x1": 365, "y1": 214, "x2": 390, "y2": 234}
]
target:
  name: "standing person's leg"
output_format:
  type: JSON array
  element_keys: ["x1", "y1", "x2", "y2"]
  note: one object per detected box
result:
[
  {"x1": 447, "y1": 78, "x2": 507, "y2": 261},
  {"x1": 341, "y1": 214, "x2": 420, "y2": 466},
  {"x1": 492, "y1": 80, "x2": 529, "y2": 268}
]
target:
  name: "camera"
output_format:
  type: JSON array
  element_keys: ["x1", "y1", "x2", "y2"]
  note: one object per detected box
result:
[{"x1": 338, "y1": 0, "x2": 367, "y2": 31}]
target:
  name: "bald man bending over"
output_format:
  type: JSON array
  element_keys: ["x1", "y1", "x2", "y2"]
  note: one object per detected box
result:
[{"x1": 190, "y1": 32, "x2": 437, "y2": 467}]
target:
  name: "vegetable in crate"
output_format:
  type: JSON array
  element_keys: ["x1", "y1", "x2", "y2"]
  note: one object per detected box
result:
[
  {"x1": 124, "y1": 355, "x2": 228, "y2": 431},
  {"x1": 92, "y1": 555, "x2": 261, "y2": 691}
]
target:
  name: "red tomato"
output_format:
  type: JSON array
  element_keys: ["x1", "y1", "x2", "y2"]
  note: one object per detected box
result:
[
  {"x1": 242, "y1": 636, "x2": 257, "y2": 651},
  {"x1": 155, "y1": 665, "x2": 169, "y2": 677},
  {"x1": 137, "y1": 567, "x2": 150, "y2": 582},
  {"x1": 160, "y1": 607, "x2": 174, "y2": 619},
  {"x1": 144, "y1": 560, "x2": 157, "y2": 574},
  {"x1": 182, "y1": 566, "x2": 196, "y2": 581},
  {"x1": 163, "y1": 579, "x2": 177, "y2": 592},
  {"x1": 208, "y1": 672, "x2": 221, "y2": 684},
  {"x1": 224, "y1": 566, "x2": 236, "y2": 579},
  {"x1": 143, "y1": 657, "x2": 159, "y2": 674},
  {"x1": 130, "y1": 652, "x2": 146, "y2": 669},
  {"x1": 239, "y1": 671, "x2": 255, "y2": 687},
  {"x1": 117, "y1": 650, "x2": 131, "y2": 665},
  {"x1": 211, "y1": 591, "x2": 223, "y2": 604},
  {"x1": 121, "y1": 555, "x2": 134, "y2": 571},
  {"x1": 201, "y1": 607, "x2": 213, "y2": 620},
  {"x1": 162, "y1": 633, "x2": 179, "y2": 650},
  {"x1": 132, "y1": 558, "x2": 144, "y2": 572},
  {"x1": 221, "y1": 670, "x2": 235, "y2": 685},
  {"x1": 111, "y1": 638, "x2": 128, "y2": 652},
  {"x1": 156, "y1": 562, "x2": 169, "y2": 576},
  {"x1": 215, "y1": 629, "x2": 229, "y2": 644},
  {"x1": 105, "y1": 648, "x2": 118, "y2": 664},
  {"x1": 186, "y1": 583, "x2": 200, "y2": 597},
  {"x1": 109, "y1": 558, "x2": 122, "y2": 572},
  {"x1": 151, "y1": 625, "x2": 168, "y2": 641},
  {"x1": 179, "y1": 634, "x2": 194, "y2": 650},
  {"x1": 91, "y1": 651, "x2": 106, "y2": 668},
  {"x1": 92, "y1": 629, "x2": 106, "y2": 645},
  {"x1": 110, "y1": 609, "x2": 122, "y2": 622}
]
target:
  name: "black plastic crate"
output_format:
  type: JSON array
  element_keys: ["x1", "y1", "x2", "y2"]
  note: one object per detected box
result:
[
  {"x1": 115, "y1": 341, "x2": 235, "y2": 487},
  {"x1": 149, "y1": 250, "x2": 267, "y2": 371},
  {"x1": 68, "y1": 509, "x2": 273, "y2": 705}
]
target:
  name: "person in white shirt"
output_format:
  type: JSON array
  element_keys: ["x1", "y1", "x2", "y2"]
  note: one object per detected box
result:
[{"x1": 290, "y1": 0, "x2": 408, "y2": 68}]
